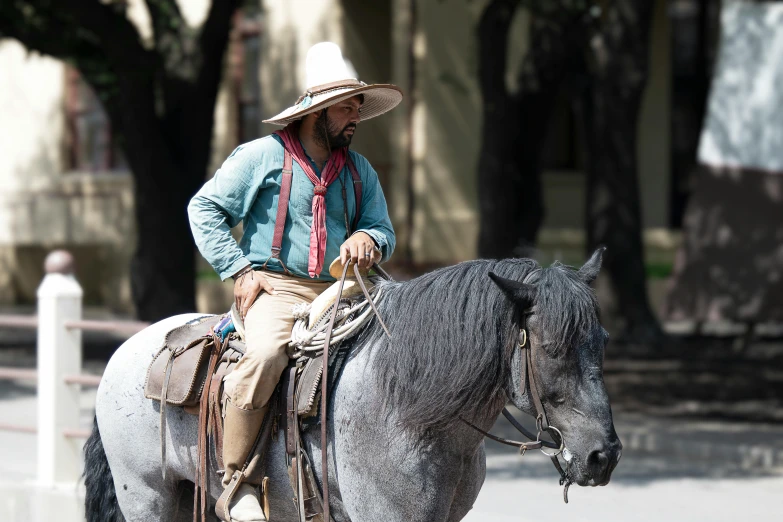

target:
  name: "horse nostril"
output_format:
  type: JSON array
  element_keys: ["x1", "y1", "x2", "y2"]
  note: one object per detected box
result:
[{"x1": 586, "y1": 449, "x2": 610, "y2": 477}]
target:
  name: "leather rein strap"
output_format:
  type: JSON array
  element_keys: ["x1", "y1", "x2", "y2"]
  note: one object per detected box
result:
[
  {"x1": 319, "y1": 262, "x2": 350, "y2": 522},
  {"x1": 319, "y1": 261, "x2": 390, "y2": 521}
]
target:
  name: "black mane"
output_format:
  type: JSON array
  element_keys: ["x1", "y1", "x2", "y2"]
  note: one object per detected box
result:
[{"x1": 359, "y1": 258, "x2": 599, "y2": 436}]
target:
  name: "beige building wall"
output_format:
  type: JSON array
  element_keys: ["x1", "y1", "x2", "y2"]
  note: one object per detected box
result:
[{"x1": 0, "y1": 41, "x2": 136, "y2": 308}]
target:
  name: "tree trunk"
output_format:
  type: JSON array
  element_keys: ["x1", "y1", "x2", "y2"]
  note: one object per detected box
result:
[
  {"x1": 131, "y1": 165, "x2": 203, "y2": 322},
  {"x1": 573, "y1": 1, "x2": 663, "y2": 342},
  {"x1": 117, "y1": 72, "x2": 223, "y2": 321},
  {"x1": 477, "y1": 2, "x2": 569, "y2": 259},
  {"x1": 115, "y1": 1, "x2": 237, "y2": 321}
]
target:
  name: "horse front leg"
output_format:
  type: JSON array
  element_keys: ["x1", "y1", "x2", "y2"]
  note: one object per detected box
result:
[
  {"x1": 331, "y1": 424, "x2": 468, "y2": 522},
  {"x1": 446, "y1": 445, "x2": 486, "y2": 522}
]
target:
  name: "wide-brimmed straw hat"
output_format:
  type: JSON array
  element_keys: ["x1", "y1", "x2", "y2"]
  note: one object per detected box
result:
[{"x1": 263, "y1": 42, "x2": 403, "y2": 126}]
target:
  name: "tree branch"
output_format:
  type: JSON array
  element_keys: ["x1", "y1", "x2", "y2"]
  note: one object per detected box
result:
[
  {"x1": 144, "y1": 0, "x2": 184, "y2": 48},
  {"x1": 67, "y1": 0, "x2": 153, "y2": 71},
  {"x1": 0, "y1": 1, "x2": 98, "y2": 59},
  {"x1": 196, "y1": 0, "x2": 241, "y2": 97},
  {"x1": 518, "y1": 0, "x2": 593, "y2": 22},
  {"x1": 603, "y1": 0, "x2": 655, "y2": 84}
]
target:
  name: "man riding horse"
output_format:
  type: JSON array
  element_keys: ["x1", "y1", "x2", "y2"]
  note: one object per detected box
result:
[{"x1": 188, "y1": 42, "x2": 402, "y2": 522}]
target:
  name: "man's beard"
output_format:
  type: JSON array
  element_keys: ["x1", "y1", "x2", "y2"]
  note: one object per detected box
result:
[{"x1": 314, "y1": 112, "x2": 355, "y2": 150}]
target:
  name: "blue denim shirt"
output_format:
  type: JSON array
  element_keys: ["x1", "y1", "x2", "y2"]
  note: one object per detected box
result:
[{"x1": 188, "y1": 134, "x2": 396, "y2": 281}]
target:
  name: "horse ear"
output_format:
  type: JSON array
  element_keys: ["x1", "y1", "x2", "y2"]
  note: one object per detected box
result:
[
  {"x1": 578, "y1": 246, "x2": 606, "y2": 285},
  {"x1": 488, "y1": 272, "x2": 537, "y2": 307}
]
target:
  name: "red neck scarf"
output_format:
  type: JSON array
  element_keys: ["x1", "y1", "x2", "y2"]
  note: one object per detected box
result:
[{"x1": 275, "y1": 123, "x2": 348, "y2": 277}]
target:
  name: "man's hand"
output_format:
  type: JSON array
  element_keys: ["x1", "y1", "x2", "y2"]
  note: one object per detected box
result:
[
  {"x1": 233, "y1": 267, "x2": 276, "y2": 319},
  {"x1": 340, "y1": 232, "x2": 381, "y2": 271}
]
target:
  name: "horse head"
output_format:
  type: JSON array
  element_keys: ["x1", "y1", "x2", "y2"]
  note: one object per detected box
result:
[{"x1": 490, "y1": 247, "x2": 622, "y2": 488}]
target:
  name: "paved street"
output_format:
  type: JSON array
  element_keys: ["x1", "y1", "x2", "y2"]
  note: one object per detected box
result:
[
  {"x1": 466, "y1": 469, "x2": 782, "y2": 521},
  {"x1": 460, "y1": 405, "x2": 783, "y2": 521}
]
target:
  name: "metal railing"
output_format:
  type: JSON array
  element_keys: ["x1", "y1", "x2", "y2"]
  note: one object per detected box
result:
[{"x1": 0, "y1": 250, "x2": 148, "y2": 487}]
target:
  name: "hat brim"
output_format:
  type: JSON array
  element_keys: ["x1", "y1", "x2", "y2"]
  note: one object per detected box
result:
[{"x1": 263, "y1": 84, "x2": 403, "y2": 126}]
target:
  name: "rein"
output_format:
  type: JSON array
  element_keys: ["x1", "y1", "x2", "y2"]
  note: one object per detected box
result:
[
  {"x1": 461, "y1": 322, "x2": 574, "y2": 503},
  {"x1": 317, "y1": 260, "x2": 391, "y2": 522}
]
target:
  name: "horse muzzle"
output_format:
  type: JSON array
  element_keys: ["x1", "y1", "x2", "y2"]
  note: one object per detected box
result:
[{"x1": 577, "y1": 438, "x2": 622, "y2": 486}]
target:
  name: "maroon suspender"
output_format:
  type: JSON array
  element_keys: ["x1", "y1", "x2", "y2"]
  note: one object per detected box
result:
[
  {"x1": 271, "y1": 149, "x2": 294, "y2": 258},
  {"x1": 346, "y1": 156, "x2": 363, "y2": 233},
  {"x1": 265, "y1": 149, "x2": 363, "y2": 272}
]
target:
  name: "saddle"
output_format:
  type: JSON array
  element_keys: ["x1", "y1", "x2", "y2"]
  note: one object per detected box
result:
[
  {"x1": 143, "y1": 273, "x2": 382, "y2": 522},
  {"x1": 143, "y1": 278, "x2": 366, "y2": 418}
]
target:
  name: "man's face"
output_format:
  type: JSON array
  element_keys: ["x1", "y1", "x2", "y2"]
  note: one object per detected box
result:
[{"x1": 314, "y1": 96, "x2": 362, "y2": 149}]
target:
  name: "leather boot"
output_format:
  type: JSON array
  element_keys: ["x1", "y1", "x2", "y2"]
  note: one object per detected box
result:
[{"x1": 218, "y1": 400, "x2": 268, "y2": 522}]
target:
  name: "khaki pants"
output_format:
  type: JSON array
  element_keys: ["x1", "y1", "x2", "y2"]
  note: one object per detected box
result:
[{"x1": 223, "y1": 270, "x2": 331, "y2": 410}]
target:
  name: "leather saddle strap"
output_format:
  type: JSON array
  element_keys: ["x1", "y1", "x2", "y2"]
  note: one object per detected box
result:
[
  {"x1": 159, "y1": 348, "x2": 175, "y2": 480},
  {"x1": 346, "y1": 156, "x2": 362, "y2": 233},
  {"x1": 209, "y1": 371, "x2": 225, "y2": 470},
  {"x1": 294, "y1": 394, "x2": 307, "y2": 521},
  {"x1": 284, "y1": 365, "x2": 297, "y2": 456},
  {"x1": 194, "y1": 336, "x2": 222, "y2": 522}
]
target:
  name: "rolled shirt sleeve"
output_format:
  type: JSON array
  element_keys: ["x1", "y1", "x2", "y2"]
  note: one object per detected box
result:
[{"x1": 188, "y1": 145, "x2": 260, "y2": 281}]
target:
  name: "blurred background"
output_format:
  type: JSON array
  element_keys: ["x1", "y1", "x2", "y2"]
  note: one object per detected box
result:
[{"x1": 0, "y1": 0, "x2": 781, "y2": 520}]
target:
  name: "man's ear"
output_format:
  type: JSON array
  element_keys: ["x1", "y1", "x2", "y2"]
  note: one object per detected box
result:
[{"x1": 305, "y1": 109, "x2": 324, "y2": 122}]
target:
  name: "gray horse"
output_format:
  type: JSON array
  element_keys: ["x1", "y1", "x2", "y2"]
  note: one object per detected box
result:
[{"x1": 84, "y1": 250, "x2": 621, "y2": 521}]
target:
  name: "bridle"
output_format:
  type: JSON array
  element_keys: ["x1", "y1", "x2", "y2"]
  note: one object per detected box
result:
[
  {"x1": 461, "y1": 314, "x2": 574, "y2": 503},
  {"x1": 317, "y1": 266, "x2": 574, "y2": 522}
]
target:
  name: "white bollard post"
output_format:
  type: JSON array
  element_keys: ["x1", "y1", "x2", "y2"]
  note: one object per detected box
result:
[{"x1": 36, "y1": 250, "x2": 83, "y2": 486}]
